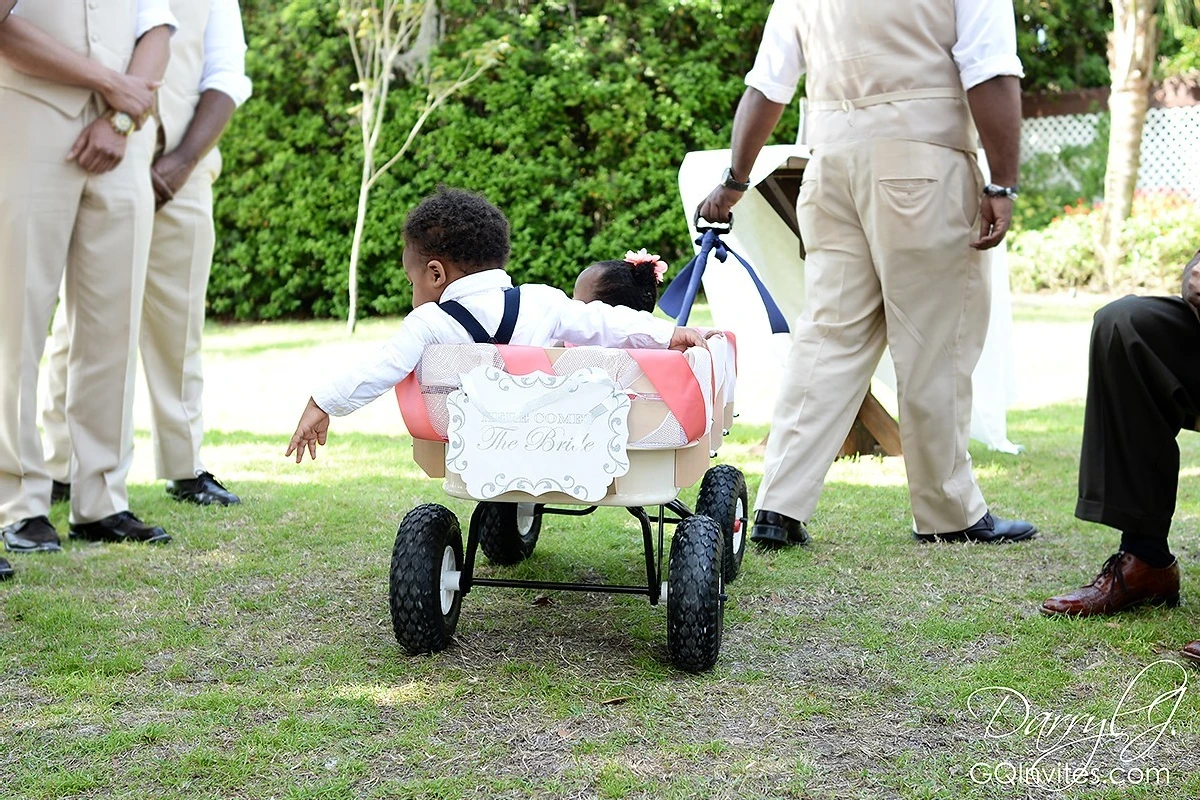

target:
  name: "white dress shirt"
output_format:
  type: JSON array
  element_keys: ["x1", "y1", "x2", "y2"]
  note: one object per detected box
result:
[
  {"x1": 312, "y1": 270, "x2": 678, "y2": 417},
  {"x1": 745, "y1": 0, "x2": 1024, "y2": 105},
  {"x1": 10, "y1": 0, "x2": 178, "y2": 39},
  {"x1": 200, "y1": 0, "x2": 252, "y2": 106}
]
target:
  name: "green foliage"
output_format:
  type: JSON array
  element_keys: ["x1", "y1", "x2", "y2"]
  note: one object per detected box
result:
[
  {"x1": 1008, "y1": 190, "x2": 1200, "y2": 292},
  {"x1": 1159, "y1": 24, "x2": 1200, "y2": 77},
  {"x1": 1012, "y1": 113, "x2": 1109, "y2": 234},
  {"x1": 211, "y1": 0, "x2": 792, "y2": 320},
  {"x1": 211, "y1": 0, "x2": 364, "y2": 320},
  {"x1": 1014, "y1": 0, "x2": 1111, "y2": 93}
]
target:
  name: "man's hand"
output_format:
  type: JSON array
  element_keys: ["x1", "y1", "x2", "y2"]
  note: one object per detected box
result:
[
  {"x1": 286, "y1": 398, "x2": 331, "y2": 463},
  {"x1": 669, "y1": 326, "x2": 712, "y2": 351},
  {"x1": 970, "y1": 195, "x2": 1014, "y2": 250},
  {"x1": 99, "y1": 71, "x2": 161, "y2": 124},
  {"x1": 151, "y1": 150, "x2": 197, "y2": 209},
  {"x1": 696, "y1": 185, "x2": 743, "y2": 227},
  {"x1": 66, "y1": 119, "x2": 128, "y2": 174},
  {"x1": 1183, "y1": 249, "x2": 1200, "y2": 319}
]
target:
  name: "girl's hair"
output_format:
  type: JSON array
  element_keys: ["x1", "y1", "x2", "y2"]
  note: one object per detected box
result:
[{"x1": 584, "y1": 259, "x2": 660, "y2": 313}]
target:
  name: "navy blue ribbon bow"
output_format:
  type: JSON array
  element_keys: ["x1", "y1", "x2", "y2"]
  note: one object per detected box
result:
[{"x1": 658, "y1": 228, "x2": 790, "y2": 334}]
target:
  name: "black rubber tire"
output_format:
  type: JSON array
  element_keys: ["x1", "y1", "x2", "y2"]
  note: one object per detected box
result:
[
  {"x1": 388, "y1": 503, "x2": 464, "y2": 655},
  {"x1": 695, "y1": 464, "x2": 748, "y2": 584},
  {"x1": 666, "y1": 514, "x2": 724, "y2": 673},
  {"x1": 474, "y1": 502, "x2": 542, "y2": 566}
]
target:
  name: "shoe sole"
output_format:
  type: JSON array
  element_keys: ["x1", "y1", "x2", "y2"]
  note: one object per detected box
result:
[
  {"x1": 915, "y1": 527, "x2": 1039, "y2": 544},
  {"x1": 168, "y1": 492, "x2": 240, "y2": 507},
  {"x1": 3, "y1": 541, "x2": 63, "y2": 553},
  {"x1": 751, "y1": 527, "x2": 808, "y2": 550},
  {"x1": 68, "y1": 531, "x2": 172, "y2": 545},
  {"x1": 1182, "y1": 649, "x2": 1200, "y2": 665},
  {"x1": 1039, "y1": 593, "x2": 1181, "y2": 617}
]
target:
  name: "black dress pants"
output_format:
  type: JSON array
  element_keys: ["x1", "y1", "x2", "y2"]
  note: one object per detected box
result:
[{"x1": 1076, "y1": 296, "x2": 1200, "y2": 538}]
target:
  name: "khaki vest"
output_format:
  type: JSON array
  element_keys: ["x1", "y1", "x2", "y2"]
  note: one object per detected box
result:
[
  {"x1": 158, "y1": 0, "x2": 210, "y2": 153},
  {"x1": 0, "y1": 0, "x2": 138, "y2": 118},
  {"x1": 797, "y1": 0, "x2": 977, "y2": 153}
]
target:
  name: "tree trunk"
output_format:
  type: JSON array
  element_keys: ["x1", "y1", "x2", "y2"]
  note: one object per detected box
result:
[
  {"x1": 347, "y1": 154, "x2": 373, "y2": 335},
  {"x1": 1101, "y1": 0, "x2": 1159, "y2": 289}
]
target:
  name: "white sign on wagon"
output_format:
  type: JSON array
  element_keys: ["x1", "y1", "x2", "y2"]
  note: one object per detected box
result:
[{"x1": 445, "y1": 365, "x2": 631, "y2": 502}]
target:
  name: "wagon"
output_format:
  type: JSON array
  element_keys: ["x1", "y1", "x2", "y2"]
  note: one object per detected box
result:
[{"x1": 388, "y1": 336, "x2": 744, "y2": 672}]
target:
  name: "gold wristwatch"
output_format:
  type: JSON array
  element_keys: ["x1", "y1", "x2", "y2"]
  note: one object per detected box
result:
[{"x1": 107, "y1": 110, "x2": 135, "y2": 137}]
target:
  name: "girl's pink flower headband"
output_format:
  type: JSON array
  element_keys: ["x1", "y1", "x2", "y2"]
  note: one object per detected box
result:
[{"x1": 624, "y1": 248, "x2": 668, "y2": 284}]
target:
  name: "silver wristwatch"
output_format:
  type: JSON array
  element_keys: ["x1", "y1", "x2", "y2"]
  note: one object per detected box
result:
[{"x1": 983, "y1": 183, "x2": 1019, "y2": 199}]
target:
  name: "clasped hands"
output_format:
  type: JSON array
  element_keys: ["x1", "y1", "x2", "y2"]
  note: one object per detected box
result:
[{"x1": 67, "y1": 71, "x2": 161, "y2": 175}]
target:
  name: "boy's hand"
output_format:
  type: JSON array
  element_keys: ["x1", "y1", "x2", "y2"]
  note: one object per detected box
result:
[
  {"x1": 286, "y1": 397, "x2": 330, "y2": 463},
  {"x1": 669, "y1": 326, "x2": 712, "y2": 351}
]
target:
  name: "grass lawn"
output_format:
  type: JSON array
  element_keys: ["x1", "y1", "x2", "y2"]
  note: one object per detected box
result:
[{"x1": 2, "y1": 297, "x2": 1198, "y2": 799}]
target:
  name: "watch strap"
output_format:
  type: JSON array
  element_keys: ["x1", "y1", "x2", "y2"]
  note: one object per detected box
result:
[
  {"x1": 983, "y1": 182, "x2": 1019, "y2": 199},
  {"x1": 721, "y1": 167, "x2": 751, "y2": 193}
]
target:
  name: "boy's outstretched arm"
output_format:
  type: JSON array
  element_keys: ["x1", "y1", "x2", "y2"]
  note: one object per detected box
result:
[{"x1": 286, "y1": 397, "x2": 330, "y2": 463}]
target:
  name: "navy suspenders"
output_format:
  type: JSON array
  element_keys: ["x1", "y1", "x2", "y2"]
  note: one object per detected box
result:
[{"x1": 438, "y1": 286, "x2": 522, "y2": 345}]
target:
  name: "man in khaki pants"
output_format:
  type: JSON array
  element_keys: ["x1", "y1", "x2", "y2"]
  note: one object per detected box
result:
[
  {"x1": 42, "y1": 0, "x2": 252, "y2": 509},
  {"x1": 0, "y1": 0, "x2": 176, "y2": 556},
  {"x1": 698, "y1": 0, "x2": 1035, "y2": 548},
  {"x1": 0, "y1": 0, "x2": 15, "y2": 582}
]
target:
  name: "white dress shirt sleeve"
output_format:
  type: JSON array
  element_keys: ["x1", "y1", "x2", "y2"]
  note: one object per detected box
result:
[
  {"x1": 311, "y1": 312, "x2": 439, "y2": 417},
  {"x1": 953, "y1": 0, "x2": 1024, "y2": 90},
  {"x1": 540, "y1": 288, "x2": 676, "y2": 349},
  {"x1": 136, "y1": 0, "x2": 178, "y2": 39},
  {"x1": 744, "y1": 0, "x2": 805, "y2": 106},
  {"x1": 201, "y1": 0, "x2": 252, "y2": 106}
]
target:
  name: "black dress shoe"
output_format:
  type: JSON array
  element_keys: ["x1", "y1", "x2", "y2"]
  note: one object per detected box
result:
[
  {"x1": 2, "y1": 516, "x2": 63, "y2": 553},
  {"x1": 51, "y1": 480, "x2": 70, "y2": 504},
  {"x1": 750, "y1": 509, "x2": 810, "y2": 550},
  {"x1": 913, "y1": 511, "x2": 1037, "y2": 544},
  {"x1": 167, "y1": 472, "x2": 241, "y2": 506},
  {"x1": 0, "y1": 558, "x2": 13, "y2": 581},
  {"x1": 69, "y1": 511, "x2": 171, "y2": 545}
]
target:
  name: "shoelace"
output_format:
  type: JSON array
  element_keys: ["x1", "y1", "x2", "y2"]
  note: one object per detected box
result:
[
  {"x1": 198, "y1": 472, "x2": 230, "y2": 491},
  {"x1": 1086, "y1": 552, "x2": 1128, "y2": 592}
]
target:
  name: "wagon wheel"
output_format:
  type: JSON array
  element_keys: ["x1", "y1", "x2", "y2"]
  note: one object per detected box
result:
[
  {"x1": 666, "y1": 514, "x2": 724, "y2": 673},
  {"x1": 389, "y1": 503, "x2": 464, "y2": 654},
  {"x1": 695, "y1": 464, "x2": 748, "y2": 583},
  {"x1": 473, "y1": 501, "x2": 542, "y2": 566}
]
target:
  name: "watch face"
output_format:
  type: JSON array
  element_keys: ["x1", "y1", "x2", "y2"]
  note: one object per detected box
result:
[{"x1": 112, "y1": 113, "x2": 133, "y2": 134}]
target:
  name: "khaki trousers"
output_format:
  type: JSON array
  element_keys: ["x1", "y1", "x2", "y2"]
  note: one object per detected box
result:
[
  {"x1": 43, "y1": 148, "x2": 221, "y2": 483},
  {"x1": 756, "y1": 138, "x2": 990, "y2": 534},
  {"x1": 0, "y1": 89, "x2": 154, "y2": 524}
]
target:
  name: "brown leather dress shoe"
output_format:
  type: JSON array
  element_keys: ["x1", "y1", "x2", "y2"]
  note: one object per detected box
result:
[
  {"x1": 1041, "y1": 552, "x2": 1180, "y2": 617},
  {"x1": 1183, "y1": 641, "x2": 1200, "y2": 664}
]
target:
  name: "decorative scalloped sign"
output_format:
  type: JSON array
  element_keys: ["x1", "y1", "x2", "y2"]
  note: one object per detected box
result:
[{"x1": 445, "y1": 366, "x2": 631, "y2": 501}]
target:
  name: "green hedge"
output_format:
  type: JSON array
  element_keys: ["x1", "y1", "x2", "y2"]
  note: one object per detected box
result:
[
  {"x1": 211, "y1": 2, "x2": 1170, "y2": 320},
  {"x1": 211, "y1": 0, "x2": 797, "y2": 320},
  {"x1": 1008, "y1": 192, "x2": 1200, "y2": 293}
]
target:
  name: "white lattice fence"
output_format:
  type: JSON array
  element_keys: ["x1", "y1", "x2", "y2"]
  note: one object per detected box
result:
[{"x1": 1021, "y1": 107, "x2": 1200, "y2": 197}]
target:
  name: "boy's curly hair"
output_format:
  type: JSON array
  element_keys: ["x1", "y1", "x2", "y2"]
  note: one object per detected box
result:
[{"x1": 402, "y1": 186, "x2": 510, "y2": 273}]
